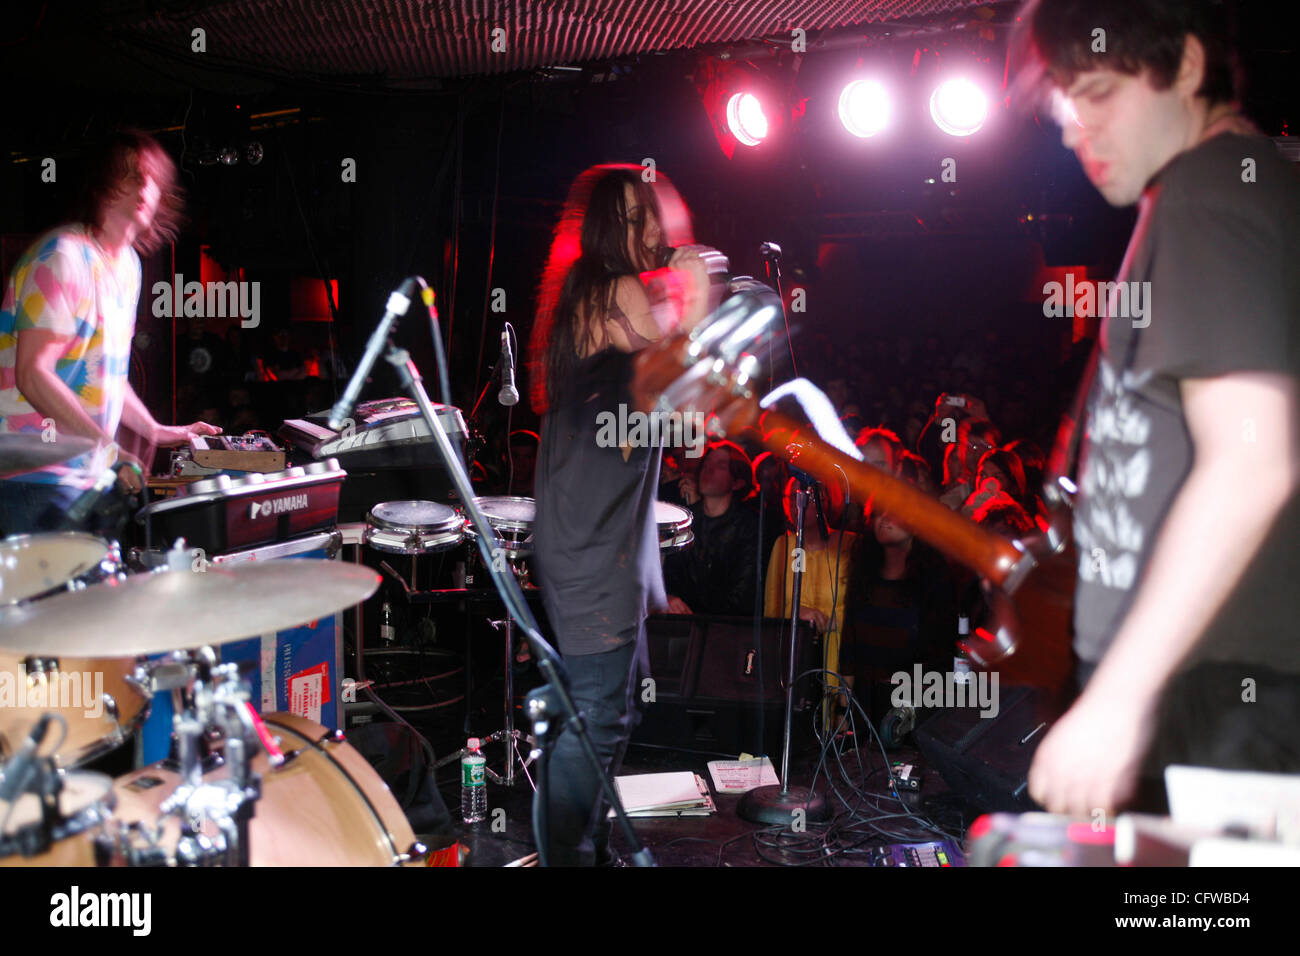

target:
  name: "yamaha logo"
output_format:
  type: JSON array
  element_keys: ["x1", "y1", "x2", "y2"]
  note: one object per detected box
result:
[{"x1": 249, "y1": 494, "x2": 310, "y2": 519}]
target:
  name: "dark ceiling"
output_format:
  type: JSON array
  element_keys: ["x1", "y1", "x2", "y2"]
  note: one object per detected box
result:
[{"x1": 99, "y1": 0, "x2": 994, "y2": 82}]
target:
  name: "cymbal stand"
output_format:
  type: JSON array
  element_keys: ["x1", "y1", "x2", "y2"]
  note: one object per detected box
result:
[{"x1": 480, "y1": 614, "x2": 535, "y2": 789}]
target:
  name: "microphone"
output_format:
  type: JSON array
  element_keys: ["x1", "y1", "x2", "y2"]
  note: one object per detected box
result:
[
  {"x1": 328, "y1": 277, "x2": 418, "y2": 431},
  {"x1": 498, "y1": 326, "x2": 519, "y2": 406},
  {"x1": 0, "y1": 713, "x2": 53, "y2": 802},
  {"x1": 657, "y1": 245, "x2": 731, "y2": 316}
]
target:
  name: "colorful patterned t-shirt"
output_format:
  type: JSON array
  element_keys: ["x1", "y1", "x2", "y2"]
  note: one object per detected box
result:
[{"x1": 0, "y1": 224, "x2": 140, "y2": 487}]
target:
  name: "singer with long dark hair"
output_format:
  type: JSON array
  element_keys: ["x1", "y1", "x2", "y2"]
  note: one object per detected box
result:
[{"x1": 527, "y1": 164, "x2": 710, "y2": 866}]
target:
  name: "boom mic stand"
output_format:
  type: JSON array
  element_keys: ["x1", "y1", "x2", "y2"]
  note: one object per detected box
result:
[
  {"x1": 341, "y1": 277, "x2": 654, "y2": 866},
  {"x1": 738, "y1": 472, "x2": 830, "y2": 826}
]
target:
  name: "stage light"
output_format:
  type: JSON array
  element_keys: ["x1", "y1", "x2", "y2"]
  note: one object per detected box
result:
[
  {"x1": 726, "y1": 92, "x2": 768, "y2": 146},
  {"x1": 837, "y1": 80, "x2": 890, "y2": 138},
  {"x1": 930, "y1": 79, "x2": 988, "y2": 136}
]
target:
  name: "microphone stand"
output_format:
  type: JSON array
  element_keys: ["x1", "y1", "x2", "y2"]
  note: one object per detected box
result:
[
  {"x1": 761, "y1": 241, "x2": 796, "y2": 390},
  {"x1": 355, "y1": 280, "x2": 654, "y2": 867},
  {"x1": 738, "y1": 474, "x2": 830, "y2": 826}
]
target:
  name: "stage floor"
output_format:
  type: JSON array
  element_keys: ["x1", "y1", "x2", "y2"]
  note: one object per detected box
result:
[{"x1": 440, "y1": 736, "x2": 978, "y2": 868}]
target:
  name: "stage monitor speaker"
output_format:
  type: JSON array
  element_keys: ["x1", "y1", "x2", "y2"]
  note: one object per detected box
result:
[
  {"x1": 634, "y1": 614, "x2": 819, "y2": 757},
  {"x1": 913, "y1": 685, "x2": 1060, "y2": 813}
]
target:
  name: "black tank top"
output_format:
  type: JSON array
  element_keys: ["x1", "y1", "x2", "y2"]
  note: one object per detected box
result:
[{"x1": 534, "y1": 345, "x2": 665, "y2": 655}]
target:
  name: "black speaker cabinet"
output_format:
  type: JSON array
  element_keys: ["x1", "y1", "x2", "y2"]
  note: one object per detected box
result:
[
  {"x1": 634, "y1": 615, "x2": 819, "y2": 757},
  {"x1": 913, "y1": 685, "x2": 1061, "y2": 812}
]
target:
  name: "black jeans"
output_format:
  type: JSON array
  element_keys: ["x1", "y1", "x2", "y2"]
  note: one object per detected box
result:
[{"x1": 545, "y1": 630, "x2": 650, "y2": 867}]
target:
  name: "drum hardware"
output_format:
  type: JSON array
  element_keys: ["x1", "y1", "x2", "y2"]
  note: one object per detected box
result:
[
  {"x1": 0, "y1": 757, "x2": 117, "y2": 863},
  {"x1": 158, "y1": 659, "x2": 261, "y2": 865},
  {"x1": 482, "y1": 616, "x2": 535, "y2": 789},
  {"x1": 0, "y1": 714, "x2": 117, "y2": 863}
]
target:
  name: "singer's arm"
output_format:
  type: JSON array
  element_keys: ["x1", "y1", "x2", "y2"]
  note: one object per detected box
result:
[{"x1": 607, "y1": 254, "x2": 711, "y2": 352}]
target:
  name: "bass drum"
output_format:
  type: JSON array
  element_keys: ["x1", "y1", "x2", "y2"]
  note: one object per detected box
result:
[{"x1": 110, "y1": 713, "x2": 422, "y2": 866}]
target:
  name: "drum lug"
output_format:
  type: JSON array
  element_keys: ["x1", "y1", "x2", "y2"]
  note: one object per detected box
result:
[
  {"x1": 399, "y1": 840, "x2": 429, "y2": 865},
  {"x1": 318, "y1": 729, "x2": 347, "y2": 745}
]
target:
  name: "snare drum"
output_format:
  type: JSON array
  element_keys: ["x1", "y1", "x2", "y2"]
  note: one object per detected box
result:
[
  {"x1": 364, "y1": 500, "x2": 464, "y2": 555},
  {"x1": 655, "y1": 501, "x2": 694, "y2": 553},
  {"x1": 107, "y1": 714, "x2": 422, "y2": 866}
]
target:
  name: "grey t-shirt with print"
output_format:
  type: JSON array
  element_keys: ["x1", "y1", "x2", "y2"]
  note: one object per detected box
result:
[{"x1": 1072, "y1": 133, "x2": 1299, "y2": 673}]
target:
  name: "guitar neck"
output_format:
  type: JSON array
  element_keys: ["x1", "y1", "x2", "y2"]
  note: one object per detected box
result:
[{"x1": 759, "y1": 410, "x2": 1030, "y2": 589}]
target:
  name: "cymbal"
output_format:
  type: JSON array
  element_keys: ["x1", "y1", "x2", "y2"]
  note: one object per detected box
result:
[
  {"x1": 0, "y1": 561, "x2": 379, "y2": 657},
  {"x1": 0, "y1": 433, "x2": 99, "y2": 478}
]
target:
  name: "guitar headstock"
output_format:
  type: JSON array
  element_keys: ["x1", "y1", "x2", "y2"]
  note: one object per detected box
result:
[{"x1": 631, "y1": 279, "x2": 784, "y2": 439}]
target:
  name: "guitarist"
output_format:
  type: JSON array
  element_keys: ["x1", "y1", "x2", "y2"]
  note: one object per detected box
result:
[{"x1": 1014, "y1": 0, "x2": 1299, "y2": 815}]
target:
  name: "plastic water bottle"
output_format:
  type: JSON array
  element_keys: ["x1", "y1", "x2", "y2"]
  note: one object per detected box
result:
[
  {"x1": 461, "y1": 737, "x2": 487, "y2": 824},
  {"x1": 380, "y1": 601, "x2": 396, "y2": 644},
  {"x1": 954, "y1": 614, "x2": 972, "y2": 686}
]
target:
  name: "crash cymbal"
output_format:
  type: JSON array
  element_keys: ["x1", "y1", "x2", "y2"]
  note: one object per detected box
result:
[
  {"x1": 0, "y1": 434, "x2": 99, "y2": 478},
  {"x1": 0, "y1": 561, "x2": 379, "y2": 657}
]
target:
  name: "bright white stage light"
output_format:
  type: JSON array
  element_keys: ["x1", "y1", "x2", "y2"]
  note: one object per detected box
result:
[
  {"x1": 726, "y1": 93, "x2": 769, "y2": 146},
  {"x1": 930, "y1": 79, "x2": 989, "y2": 136},
  {"x1": 837, "y1": 80, "x2": 890, "y2": 138}
]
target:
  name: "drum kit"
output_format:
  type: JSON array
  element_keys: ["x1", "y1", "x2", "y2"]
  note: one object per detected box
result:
[
  {"x1": 0, "y1": 431, "x2": 697, "y2": 866},
  {"x1": 0, "y1": 435, "x2": 426, "y2": 867}
]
